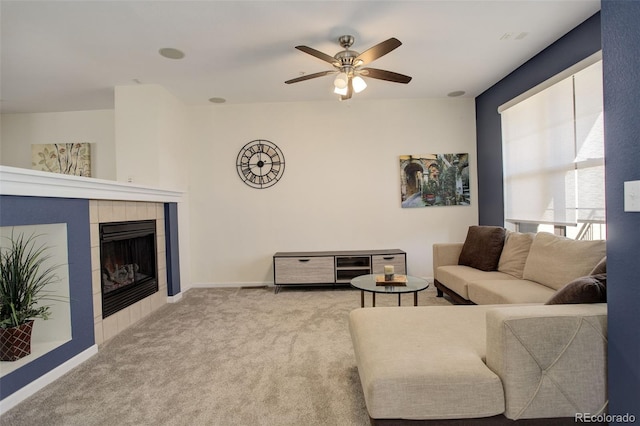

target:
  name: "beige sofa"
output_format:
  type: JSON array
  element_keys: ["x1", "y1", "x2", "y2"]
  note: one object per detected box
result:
[
  {"x1": 349, "y1": 303, "x2": 608, "y2": 424},
  {"x1": 434, "y1": 229, "x2": 607, "y2": 305},
  {"x1": 349, "y1": 228, "x2": 608, "y2": 424}
]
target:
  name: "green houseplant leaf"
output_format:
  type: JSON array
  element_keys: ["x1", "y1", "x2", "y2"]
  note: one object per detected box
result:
[{"x1": 0, "y1": 231, "x2": 62, "y2": 329}]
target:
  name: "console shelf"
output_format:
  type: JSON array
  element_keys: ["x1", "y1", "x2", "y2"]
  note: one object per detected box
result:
[{"x1": 273, "y1": 249, "x2": 406, "y2": 292}]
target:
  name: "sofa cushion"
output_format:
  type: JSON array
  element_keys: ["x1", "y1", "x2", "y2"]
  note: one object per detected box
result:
[
  {"x1": 468, "y1": 279, "x2": 556, "y2": 305},
  {"x1": 436, "y1": 265, "x2": 515, "y2": 300},
  {"x1": 497, "y1": 231, "x2": 535, "y2": 279},
  {"x1": 522, "y1": 233, "x2": 606, "y2": 290},
  {"x1": 458, "y1": 226, "x2": 506, "y2": 271},
  {"x1": 589, "y1": 256, "x2": 607, "y2": 275},
  {"x1": 546, "y1": 274, "x2": 607, "y2": 305},
  {"x1": 349, "y1": 306, "x2": 505, "y2": 420}
]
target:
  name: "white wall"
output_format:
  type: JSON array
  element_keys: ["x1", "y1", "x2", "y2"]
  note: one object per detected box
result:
[
  {"x1": 187, "y1": 98, "x2": 478, "y2": 286},
  {"x1": 114, "y1": 85, "x2": 161, "y2": 185},
  {"x1": 0, "y1": 110, "x2": 116, "y2": 180},
  {"x1": 1, "y1": 96, "x2": 478, "y2": 289},
  {"x1": 114, "y1": 84, "x2": 189, "y2": 190},
  {"x1": 0, "y1": 87, "x2": 193, "y2": 295}
]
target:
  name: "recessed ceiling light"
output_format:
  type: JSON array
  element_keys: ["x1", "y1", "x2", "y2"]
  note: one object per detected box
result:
[
  {"x1": 209, "y1": 97, "x2": 226, "y2": 104},
  {"x1": 447, "y1": 90, "x2": 466, "y2": 97},
  {"x1": 159, "y1": 48, "x2": 185, "y2": 60}
]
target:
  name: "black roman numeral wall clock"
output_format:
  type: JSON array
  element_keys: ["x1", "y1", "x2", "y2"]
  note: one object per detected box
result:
[{"x1": 236, "y1": 139, "x2": 285, "y2": 189}]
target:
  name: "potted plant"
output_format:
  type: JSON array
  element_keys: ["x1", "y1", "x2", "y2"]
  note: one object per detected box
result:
[{"x1": 0, "y1": 231, "x2": 61, "y2": 361}]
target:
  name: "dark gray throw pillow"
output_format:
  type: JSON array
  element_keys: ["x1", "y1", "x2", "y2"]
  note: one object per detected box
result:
[
  {"x1": 458, "y1": 226, "x2": 506, "y2": 272},
  {"x1": 546, "y1": 274, "x2": 607, "y2": 305}
]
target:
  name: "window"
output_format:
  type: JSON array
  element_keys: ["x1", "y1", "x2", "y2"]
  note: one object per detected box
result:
[{"x1": 500, "y1": 56, "x2": 605, "y2": 240}]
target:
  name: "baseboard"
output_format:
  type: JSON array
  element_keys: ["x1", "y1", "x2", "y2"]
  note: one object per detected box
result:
[
  {"x1": 191, "y1": 282, "x2": 272, "y2": 288},
  {"x1": 167, "y1": 293, "x2": 183, "y2": 303},
  {"x1": 159, "y1": 283, "x2": 274, "y2": 304},
  {"x1": 0, "y1": 344, "x2": 98, "y2": 414}
]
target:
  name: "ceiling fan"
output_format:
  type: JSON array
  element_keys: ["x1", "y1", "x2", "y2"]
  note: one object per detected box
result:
[{"x1": 285, "y1": 35, "x2": 412, "y2": 100}]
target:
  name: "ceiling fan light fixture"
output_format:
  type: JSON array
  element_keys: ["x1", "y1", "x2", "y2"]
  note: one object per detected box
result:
[
  {"x1": 334, "y1": 85, "x2": 348, "y2": 96},
  {"x1": 352, "y1": 76, "x2": 367, "y2": 93},
  {"x1": 334, "y1": 72, "x2": 348, "y2": 89}
]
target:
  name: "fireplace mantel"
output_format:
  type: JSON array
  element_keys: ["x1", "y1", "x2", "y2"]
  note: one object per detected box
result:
[
  {"x1": 0, "y1": 166, "x2": 185, "y2": 411},
  {"x1": 0, "y1": 166, "x2": 184, "y2": 202}
]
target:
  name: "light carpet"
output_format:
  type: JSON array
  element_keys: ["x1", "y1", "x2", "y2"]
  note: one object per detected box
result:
[{"x1": 2, "y1": 286, "x2": 452, "y2": 426}]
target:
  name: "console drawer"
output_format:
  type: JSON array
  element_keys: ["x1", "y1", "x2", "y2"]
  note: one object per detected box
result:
[
  {"x1": 274, "y1": 256, "x2": 335, "y2": 284},
  {"x1": 371, "y1": 254, "x2": 407, "y2": 275}
]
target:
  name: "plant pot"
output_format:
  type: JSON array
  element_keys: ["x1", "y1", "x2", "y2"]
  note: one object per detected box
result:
[{"x1": 0, "y1": 320, "x2": 34, "y2": 361}]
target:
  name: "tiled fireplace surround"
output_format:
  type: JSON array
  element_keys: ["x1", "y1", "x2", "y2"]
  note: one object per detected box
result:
[
  {"x1": 0, "y1": 166, "x2": 183, "y2": 411},
  {"x1": 90, "y1": 200, "x2": 167, "y2": 345}
]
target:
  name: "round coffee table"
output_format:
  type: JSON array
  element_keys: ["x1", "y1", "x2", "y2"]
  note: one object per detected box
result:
[{"x1": 350, "y1": 274, "x2": 429, "y2": 307}]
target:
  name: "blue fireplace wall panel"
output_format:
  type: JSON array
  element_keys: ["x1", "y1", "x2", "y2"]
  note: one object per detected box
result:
[
  {"x1": 164, "y1": 202, "x2": 181, "y2": 296},
  {"x1": 0, "y1": 195, "x2": 94, "y2": 400}
]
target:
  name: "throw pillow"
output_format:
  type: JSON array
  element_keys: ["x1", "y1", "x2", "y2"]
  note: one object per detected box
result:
[
  {"x1": 522, "y1": 232, "x2": 606, "y2": 290},
  {"x1": 546, "y1": 273, "x2": 607, "y2": 305},
  {"x1": 497, "y1": 231, "x2": 535, "y2": 279},
  {"x1": 590, "y1": 256, "x2": 607, "y2": 275},
  {"x1": 458, "y1": 226, "x2": 506, "y2": 272}
]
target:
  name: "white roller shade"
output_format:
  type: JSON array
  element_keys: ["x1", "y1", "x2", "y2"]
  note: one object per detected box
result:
[
  {"x1": 574, "y1": 60, "x2": 605, "y2": 223},
  {"x1": 501, "y1": 59, "x2": 604, "y2": 227}
]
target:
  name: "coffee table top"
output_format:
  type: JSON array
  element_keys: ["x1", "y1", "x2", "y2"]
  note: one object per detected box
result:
[{"x1": 350, "y1": 274, "x2": 429, "y2": 294}]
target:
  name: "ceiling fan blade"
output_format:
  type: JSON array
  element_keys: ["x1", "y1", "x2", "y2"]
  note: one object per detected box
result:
[
  {"x1": 285, "y1": 70, "x2": 337, "y2": 84},
  {"x1": 360, "y1": 68, "x2": 412, "y2": 84},
  {"x1": 354, "y1": 38, "x2": 402, "y2": 66},
  {"x1": 295, "y1": 45, "x2": 340, "y2": 66}
]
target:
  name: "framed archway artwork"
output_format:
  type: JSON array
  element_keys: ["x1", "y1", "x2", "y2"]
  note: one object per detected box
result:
[{"x1": 400, "y1": 153, "x2": 470, "y2": 208}]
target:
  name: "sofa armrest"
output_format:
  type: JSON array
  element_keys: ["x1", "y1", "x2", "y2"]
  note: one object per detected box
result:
[
  {"x1": 485, "y1": 304, "x2": 608, "y2": 420},
  {"x1": 432, "y1": 243, "x2": 463, "y2": 272}
]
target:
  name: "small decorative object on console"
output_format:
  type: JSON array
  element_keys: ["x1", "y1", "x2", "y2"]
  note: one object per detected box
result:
[
  {"x1": 384, "y1": 264, "x2": 394, "y2": 281},
  {"x1": 376, "y1": 274, "x2": 407, "y2": 286}
]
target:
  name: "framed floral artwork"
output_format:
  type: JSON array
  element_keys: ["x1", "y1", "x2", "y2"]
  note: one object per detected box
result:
[{"x1": 31, "y1": 143, "x2": 91, "y2": 177}]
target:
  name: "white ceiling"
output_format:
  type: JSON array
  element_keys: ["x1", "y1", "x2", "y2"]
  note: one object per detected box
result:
[{"x1": 0, "y1": 0, "x2": 600, "y2": 114}]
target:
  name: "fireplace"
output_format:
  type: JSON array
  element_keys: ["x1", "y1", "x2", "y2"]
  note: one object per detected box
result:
[{"x1": 100, "y1": 220, "x2": 158, "y2": 318}]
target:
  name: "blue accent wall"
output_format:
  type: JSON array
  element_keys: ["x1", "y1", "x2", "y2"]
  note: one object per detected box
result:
[
  {"x1": 475, "y1": 13, "x2": 601, "y2": 226},
  {"x1": 601, "y1": 0, "x2": 640, "y2": 418},
  {"x1": 164, "y1": 203, "x2": 181, "y2": 296},
  {"x1": 476, "y1": 5, "x2": 640, "y2": 418},
  {"x1": 0, "y1": 195, "x2": 94, "y2": 400}
]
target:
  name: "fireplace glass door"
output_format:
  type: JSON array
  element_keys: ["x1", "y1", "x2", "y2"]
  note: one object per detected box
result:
[{"x1": 100, "y1": 220, "x2": 158, "y2": 318}]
